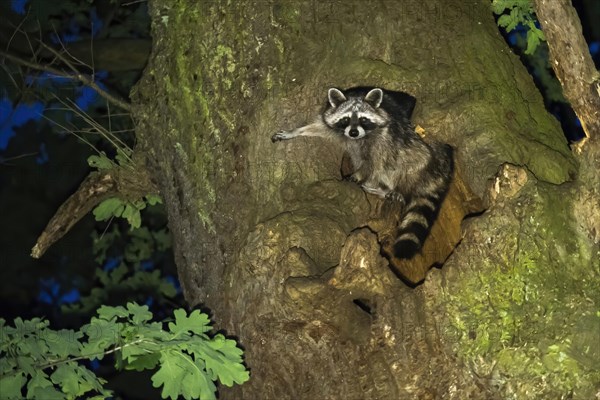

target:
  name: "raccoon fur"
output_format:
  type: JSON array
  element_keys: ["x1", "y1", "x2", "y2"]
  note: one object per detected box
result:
[{"x1": 271, "y1": 86, "x2": 453, "y2": 259}]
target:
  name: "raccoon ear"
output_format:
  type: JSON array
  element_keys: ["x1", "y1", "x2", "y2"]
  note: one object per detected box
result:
[
  {"x1": 365, "y1": 88, "x2": 383, "y2": 108},
  {"x1": 328, "y1": 88, "x2": 347, "y2": 108}
]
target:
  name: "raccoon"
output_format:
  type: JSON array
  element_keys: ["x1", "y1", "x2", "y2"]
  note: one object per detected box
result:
[{"x1": 271, "y1": 87, "x2": 453, "y2": 259}]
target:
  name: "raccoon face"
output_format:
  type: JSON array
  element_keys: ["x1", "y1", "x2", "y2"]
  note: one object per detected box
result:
[{"x1": 323, "y1": 88, "x2": 389, "y2": 140}]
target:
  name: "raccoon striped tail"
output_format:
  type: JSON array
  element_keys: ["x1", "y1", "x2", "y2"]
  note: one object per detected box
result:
[{"x1": 392, "y1": 194, "x2": 444, "y2": 259}]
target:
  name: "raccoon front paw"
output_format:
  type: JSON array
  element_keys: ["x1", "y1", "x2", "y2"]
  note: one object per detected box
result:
[
  {"x1": 347, "y1": 172, "x2": 366, "y2": 185},
  {"x1": 271, "y1": 131, "x2": 290, "y2": 142},
  {"x1": 385, "y1": 192, "x2": 405, "y2": 204}
]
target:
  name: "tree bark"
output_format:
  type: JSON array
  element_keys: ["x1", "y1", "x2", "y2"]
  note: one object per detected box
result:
[
  {"x1": 533, "y1": 0, "x2": 600, "y2": 142},
  {"x1": 132, "y1": 1, "x2": 597, "y2": 398}
]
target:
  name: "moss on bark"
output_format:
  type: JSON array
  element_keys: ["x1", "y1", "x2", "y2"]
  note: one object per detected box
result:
[{"x1": 431, "y1": 171, "x2": 599, "y2": 399}]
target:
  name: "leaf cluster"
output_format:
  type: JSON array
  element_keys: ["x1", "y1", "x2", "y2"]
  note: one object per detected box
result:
[
  {"x1": 89, "y1": 147, "x2": 162, "y2": 230},
  {"x1": 87, "y1": 147, "x2": 134, "y2": 171},
  {"x1": 0, "y1": 317, "x2": 109, "y2": 399},
  {"x1": 70, "y1": 176, "x2": 175, "y2": 323},
  {"x1": 92, "y1": 225, "x2": 171, "y2": 267},
  {"x1": 0, "y1": 303, "x2": 250, "y2": 400},
  {"x1": 93, "y1": 194, "x2": 162, "y2": 230},
  {"x1": 63, "y1": 262, "x2": 177, "y2": 315},
  {"x1": 492, "y1": 0, "x2": 545, "y2": 54}
]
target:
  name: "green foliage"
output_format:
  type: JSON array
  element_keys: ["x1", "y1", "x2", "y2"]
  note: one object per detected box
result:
[
  {"x1": 91, "y1": 225, "x2": 121, "y2": 264},
  {"x1": 491, "y1": 0, "x2": 565, "y2": 104},
  {"x1": 492, "y1": 0, "x2": 545, "y2": 54},
  {"x1": 93, "y1": 195, "x2": 162, "y2": 230},
  {"x1": 66, "y1": 224, "x2": 175, "y2": 314},
  {"x1": 91, "y1": 225, "x2": 171, "y2": 266},
  {"x1": 87, "y1": 146, "x2": 137, "y2": 170},
  {"x1": 63, "y1": 262, "x2": 177, "y2": 315},
  {"x1": 125, "y1": 226, "x2": 172, "y2": 264},
  {"x1": 0, "y1": 304, "x2": 250, "y2": 400},
  {"x1": 0, "y1": 318, "x2": 110, "y2": 399},
  {"x1": 87, "y1": 154, "x2": 114, "y2": 170},
  {"x1": 88, "y1": 148, "x2": 162, "y2": 230},
  {"x1": 150, "y1": 309, "x2": 249, "y2": 399}
]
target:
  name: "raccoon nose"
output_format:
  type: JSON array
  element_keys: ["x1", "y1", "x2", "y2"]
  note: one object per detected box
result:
[{"x1": 349, "y1": 128, "x2": 359, "y2": 137}]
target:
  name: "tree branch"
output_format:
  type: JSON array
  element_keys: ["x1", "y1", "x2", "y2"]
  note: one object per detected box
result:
[
  {"x1": 0, "y1": 49, "x2": 132, "y2": 112},
  {"x1": 30, "y1": 171, "x2": 119, "y2": 259},
  {"x1": 533, "y1": 0, "x2": 600, "y2": 147},
  {"x1": 31, "y1": 163, "x2": 157, "y2": 259}
]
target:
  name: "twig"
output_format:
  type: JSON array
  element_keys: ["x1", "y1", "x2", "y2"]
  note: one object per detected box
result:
[
  {"x1": 0, "y1": 338, "x2": 149, "y2": 379},
  {"x1": 123, "y1": 0, "x2": 148, "y2": 6},
  {"x1": 0, "y1": 49, "x2": 132, "y2": 112},
  {"x1": 38, "y1": 338, "x2": 148, "y2": 371},
  {"x1": 1, "y1": 152, "x2": 39, "y2": 165},
  {"x1": 5, "y1": 9, "x2": 30, "y2": 53},
  {"x1": 48, "y1": 26, "x2": 92, "y2": 71}
]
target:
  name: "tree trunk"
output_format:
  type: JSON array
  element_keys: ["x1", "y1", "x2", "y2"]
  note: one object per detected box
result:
[
  {"x1": 533, "y1": 0, "x2": 600, "y2": 141},
  {"x1": 132, "y1": 0, "x2": 598, "y2": 398}
]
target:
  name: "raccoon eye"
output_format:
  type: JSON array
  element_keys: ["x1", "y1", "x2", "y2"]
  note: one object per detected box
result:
[
  {"x1": 359, "y1": 117, "x2": 377, "y2": 130},
  {"x1": 335, "y1": 117, "x2": 350, "y2": 128}
]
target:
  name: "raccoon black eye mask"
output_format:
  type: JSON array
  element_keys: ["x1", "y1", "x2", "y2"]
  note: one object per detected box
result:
[{"x1": 272, "y1": 86, "x2": 453, "y2": 259}]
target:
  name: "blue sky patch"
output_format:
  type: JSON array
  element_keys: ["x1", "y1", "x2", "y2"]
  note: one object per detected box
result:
[{"x1": 0, "y1": 97, "x2": 44, "y2": 150}]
